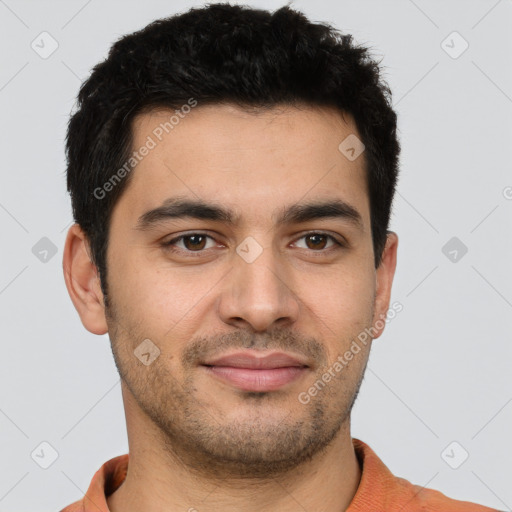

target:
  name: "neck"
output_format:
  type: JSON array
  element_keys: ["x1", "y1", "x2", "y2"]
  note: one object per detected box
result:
[{"x1": 107, "y1": 388, "x2": 361, "y2": 512}]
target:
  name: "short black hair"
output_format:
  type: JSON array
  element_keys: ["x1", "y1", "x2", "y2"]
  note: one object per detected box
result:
[{"x1": 65, "y1": 2, "x2": 400, "y2": 304}]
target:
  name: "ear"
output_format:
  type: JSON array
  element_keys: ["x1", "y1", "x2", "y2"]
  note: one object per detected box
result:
[
  {"x1": 371, "y1": 231, "x2": 398, "y2": 340},
  {"x1": 62, "y1": 224, "x2": 108, "y2": 335}
]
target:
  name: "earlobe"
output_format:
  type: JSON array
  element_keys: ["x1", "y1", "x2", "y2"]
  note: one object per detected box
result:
[
  {"x1": 371, "y1": 231, "x2": 399, "y2": 340},
  {"x1": 62, "y1": 224, "x2": 108, "y2": 335}
]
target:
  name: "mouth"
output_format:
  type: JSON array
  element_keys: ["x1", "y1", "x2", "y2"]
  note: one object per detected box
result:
[{"x1": 200, "y1": 350, "x2": 310, "y2": 392}]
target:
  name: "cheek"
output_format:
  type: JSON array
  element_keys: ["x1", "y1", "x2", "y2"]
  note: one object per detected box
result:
[
  {"x1": 110, "y1": 254, "x2": 219, "y2": 344},
  {"x1": 305, "y1": 262, "x2": 374, "y2": 310},
  {"x1": 296, "y1": 267, "x2": 375, "y2": 354}
]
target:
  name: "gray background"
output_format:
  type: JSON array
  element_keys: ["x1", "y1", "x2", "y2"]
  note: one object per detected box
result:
[{"x1": 0, "y1": 0, "x2": 511, "y2": 510}]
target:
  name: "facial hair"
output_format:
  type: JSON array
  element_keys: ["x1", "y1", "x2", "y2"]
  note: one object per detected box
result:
[{"x1": 105, "y1": 298, "x2": 371, "y2": 481}]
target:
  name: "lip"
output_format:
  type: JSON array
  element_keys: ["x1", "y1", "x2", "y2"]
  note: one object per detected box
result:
[
  {"x1": 204, "y1": 350, "x2": 309, "y2": 369},
  {"x1": 201, "y1": 350, "x2": 309, "y2": 392}
]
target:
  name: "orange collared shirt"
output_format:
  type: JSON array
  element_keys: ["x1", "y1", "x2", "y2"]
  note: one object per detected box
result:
[{"x1": 59, "y1": 438, "x2": 499, "y2": 511}]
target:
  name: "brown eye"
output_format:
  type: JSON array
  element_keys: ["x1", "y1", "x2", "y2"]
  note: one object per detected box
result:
[
  {"x1": 293, "y1": 232, "x2": 344, "y2": 252},
  {"x1": 182, "y1": 235, "x2": 207, "y2": 251},
  {"x1": 304, "y1": 234, "x2": 329, "y2": 250},
  {"x1": 163, "y1": 233, "x2": 215, "y2": 253}
]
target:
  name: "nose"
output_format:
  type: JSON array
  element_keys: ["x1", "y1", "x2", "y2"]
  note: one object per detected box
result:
[{"x1": 217, "y1": 241, "x2": 300, "y2": 333}]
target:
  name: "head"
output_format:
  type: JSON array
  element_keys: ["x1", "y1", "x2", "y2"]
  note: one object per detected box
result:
[{"x1": 63, "y1": 3, "x2": 400, "y2": 478}]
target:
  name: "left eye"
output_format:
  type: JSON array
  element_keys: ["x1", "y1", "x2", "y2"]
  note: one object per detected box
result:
[{"x1": 293, "y1": 233, "x2": 341, "y2": 251}]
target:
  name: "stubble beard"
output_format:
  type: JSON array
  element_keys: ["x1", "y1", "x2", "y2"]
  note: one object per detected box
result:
[{"x1": 105, "y1": 298, "x2": 370, "y2": 480}]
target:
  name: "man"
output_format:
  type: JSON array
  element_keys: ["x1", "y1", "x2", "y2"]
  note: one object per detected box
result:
[{"x1": 60, "y1": 3, "x2": 498, "y2": 511}]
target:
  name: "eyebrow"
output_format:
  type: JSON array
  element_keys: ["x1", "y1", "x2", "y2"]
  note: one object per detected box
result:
[{"x1": 135, "y1": 195, "x2": 364, "y2": 231}]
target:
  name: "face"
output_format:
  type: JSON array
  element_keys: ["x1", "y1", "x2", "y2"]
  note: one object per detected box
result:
[{"x1": 68, "y1": 103, "x2": 397, "y2": 478}]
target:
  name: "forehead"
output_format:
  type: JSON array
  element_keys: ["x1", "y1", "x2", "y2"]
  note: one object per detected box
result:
[{"x1": 117, "y1": 103, "x2": 369, "y2": 229}]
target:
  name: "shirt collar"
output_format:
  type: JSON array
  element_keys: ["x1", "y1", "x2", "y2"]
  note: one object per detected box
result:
[{"x1": 64, "y1": 439, "x2": 411, "y2": 511}]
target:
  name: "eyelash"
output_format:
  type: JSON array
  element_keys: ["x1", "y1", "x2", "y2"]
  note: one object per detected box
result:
[{"x1": 162, "y1": 232, "x2": 345, "y2": 256}]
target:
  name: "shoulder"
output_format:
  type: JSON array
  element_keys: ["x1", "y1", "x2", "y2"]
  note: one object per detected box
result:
[
  {"x1": 59, "y1": 498, "x2": 83, "y2": 512},
  {"x1": 350, "y1": 439, "x2": 499, "y2": 512},
  {"x1": 392, "y1": 474, "x2": 499, "y2": 512}
]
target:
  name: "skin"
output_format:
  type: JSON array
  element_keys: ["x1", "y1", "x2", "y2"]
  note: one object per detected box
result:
[{"x1": 63, "y1": 103, "x2": 398, "y2": 512}]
